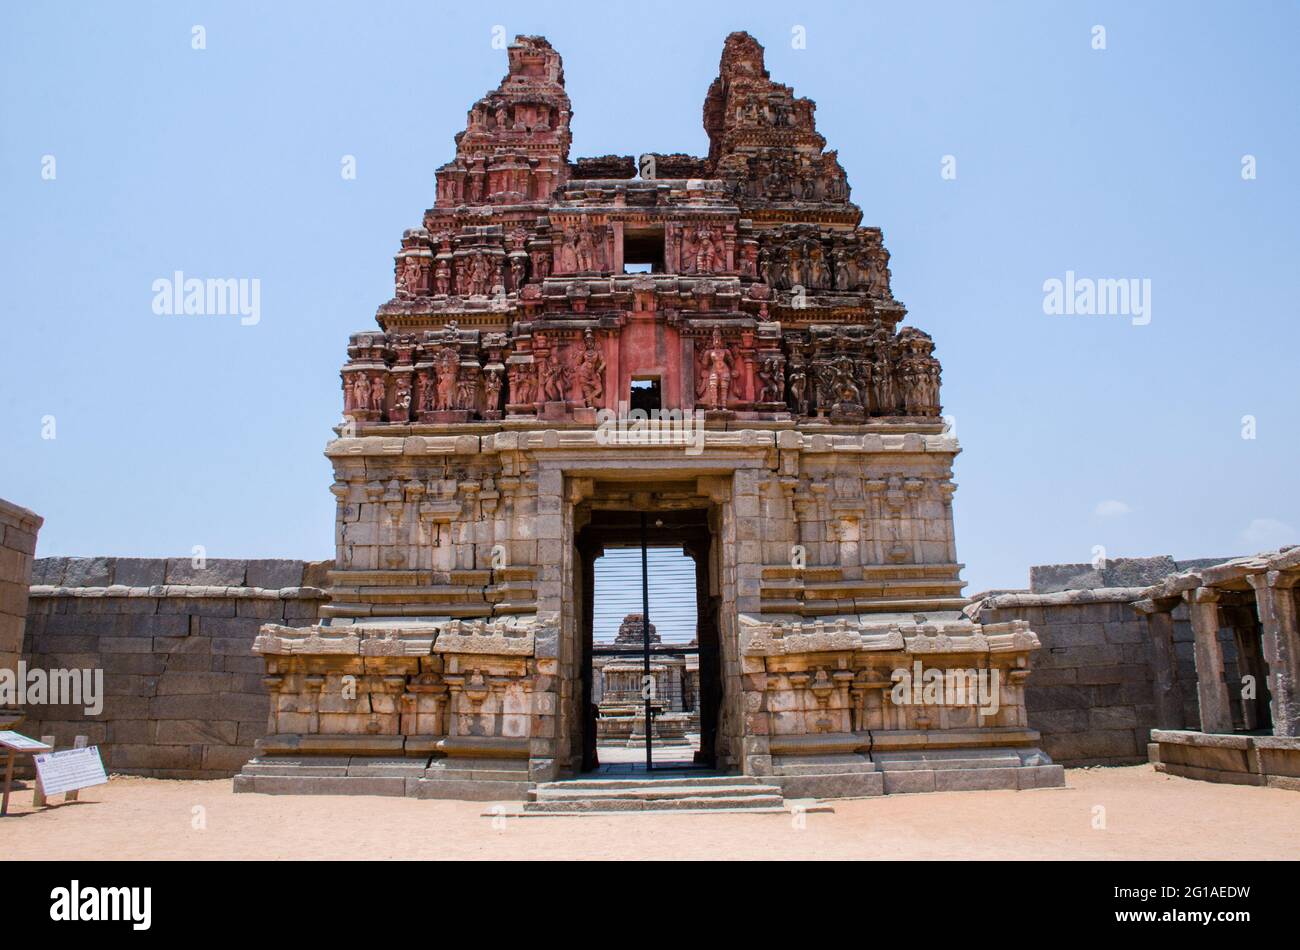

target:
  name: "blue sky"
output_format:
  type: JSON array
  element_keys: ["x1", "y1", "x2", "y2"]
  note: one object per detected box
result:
[{"x1": 2, "y1": 1, "x2": 1297, "y2": 594}]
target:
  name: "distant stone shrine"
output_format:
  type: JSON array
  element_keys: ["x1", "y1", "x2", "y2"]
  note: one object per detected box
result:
[
  {"x1": 235, "y1": 32, "x2": 1063, "y2": 800},
  {"x1": 592, "y1": 615, "x2": 699, "y2": 745}
]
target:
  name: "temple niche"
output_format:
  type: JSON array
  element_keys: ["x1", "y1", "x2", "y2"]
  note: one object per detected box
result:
[{"x1": 237, "y1": 32, "x2": 1063, "y2": 805}]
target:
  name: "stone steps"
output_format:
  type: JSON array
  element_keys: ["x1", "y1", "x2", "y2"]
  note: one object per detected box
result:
[
  {"x1": 518, "y1": 772, "x2": 805, "y2": 815},
  {"x1": 534, "y1": 783, "x2": 781, "y2": 802},
  {"x1": 531, "y1": 774, "x2": 769, "y2": 792},
  {"x1": 524, "y1": 793, "x2": 787, "y2": 813}
]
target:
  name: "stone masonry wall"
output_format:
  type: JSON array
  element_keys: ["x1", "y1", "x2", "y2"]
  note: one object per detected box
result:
[
  {"x1": 971, "y1": 555, "x2": 1239, "y2": 766},
  {"x1": 1, "y1": 498, "x2": 43, "y2": 722},
  {"x1": 22, "y1": 557, "x2": 329, "y2": 778}
]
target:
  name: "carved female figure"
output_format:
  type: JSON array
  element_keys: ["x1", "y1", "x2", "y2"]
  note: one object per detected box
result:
[
  {"x1": 392, "y1": 377, "x2": 412, "y2": 421},
  {"x1": 697, "y1": 329, "x2": 734, "y2": 410},
  {"x1": 483, "y1": 367, "x2": 504, "y2": 412},
  {"x1": 435, "y1": 348, "x2": 459, "y2": 410}
]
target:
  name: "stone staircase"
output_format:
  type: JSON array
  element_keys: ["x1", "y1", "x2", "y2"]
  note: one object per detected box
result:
[{"x1": 514, "y1": 773, "x2": 818, "y2": 815}]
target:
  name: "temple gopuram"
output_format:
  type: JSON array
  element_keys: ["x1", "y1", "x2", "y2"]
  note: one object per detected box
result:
[{"x1": 236, "y1": 32, "x2": 1065, "y2": 803}]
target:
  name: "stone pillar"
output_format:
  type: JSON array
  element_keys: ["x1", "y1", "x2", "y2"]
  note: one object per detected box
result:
[
  {"x1": 1184, "y1": 587, "x2": 1234, "y2": 734},
  {"x1": 1248, "y1": 571, "x2": 1300, "y2": 737},
  {"x1": 1135, "y1": 597, "x2": 1184, "y2": 730},
  {"x1": 0, "y1": 499, "x2": 43, "y2": 727}
]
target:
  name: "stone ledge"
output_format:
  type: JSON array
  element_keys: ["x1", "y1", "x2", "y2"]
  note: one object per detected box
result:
[
  {"x1": 29, "y1": 557, "x2": 334, "y2": 590},
  {"x1": 739, "y1": 613, "x2": 1039, "y2": 657},
  {"x1": 29, "y1": 584, "x2": 328, "y2": 600},
  {"x1": 324, "y1": 428, "x2": 961, "y2": 460},
  {"x1": 253, "y1": 617, "x2": 539, "y2": 656},
  {"x1": 973, "y1": 587, "x2": 1149, "y2": 612}
]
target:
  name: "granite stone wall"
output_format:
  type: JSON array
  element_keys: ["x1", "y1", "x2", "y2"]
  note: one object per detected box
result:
[
  {"x1": 971, "y1": 555, "x2": 1240, "y2": 767},
  {"x1": 0, "y1": 498, "x2": 43, "y2": 724},
  {"x1": 22, "y1": 557, "x2": 329, "y2": 778}
]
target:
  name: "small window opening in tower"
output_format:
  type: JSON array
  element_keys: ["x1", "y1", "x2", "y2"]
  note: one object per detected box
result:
[
  {"x1": 630, "y1": 377, "x2": 661, "y2": 413},
  {"x1": 623, "y1": 227, "x2": 665, "y2": 274}
]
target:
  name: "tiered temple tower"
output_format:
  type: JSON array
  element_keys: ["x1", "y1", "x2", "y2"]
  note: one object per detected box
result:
[{"x1": 236, "y1": 33, "x2": 1063, "y2": 799}]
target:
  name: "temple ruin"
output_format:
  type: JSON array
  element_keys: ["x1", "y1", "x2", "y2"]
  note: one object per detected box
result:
[{"x1": 224, "y1": 31, "x2": 1065, "y2": 804}]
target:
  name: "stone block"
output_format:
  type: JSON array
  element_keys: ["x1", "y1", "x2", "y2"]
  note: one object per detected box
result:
[
  {"x1": 164, "y1": 558, "x2": 247, "y2": 587},
  {"x1": 106, "y1": 743, "x2": 203, "y2": 771},
  {"x1": 156, "y1": 718, "x2": 240, "y2": 746},
  {"x1": 245, "y1": 559, "x2": 304, "y2": 589},
  {"x1": 1089, "y1": 706, "x2": 1138, "y2": 730},
  {"x1": 882, "y1": 770, "x2": 936, "y2": 794},
  {"x1": 1017, "y1": 764, "x2": 1066, "y2": 789},
  {"x1": 201, "y1": 744, "x2": 257, "y2": 773},
  {"x1": 1044, "y1": 729, "x2": 1139, "y2": 763},
  {"x1": 112, "y1": 559, "x2": 167, "y2": 587},
  {"x1": 932, "y1": 767, "x2": 1019, "y2": 792},
  {"x1": 107, "y1": 720, "x2": 158, "y2": 744},
  {"x1": 409, "y1": 777, "x2": 530, "y2": 801},
  {"x1": 1030, "y1": 708, "x2": 1090, "y2": 733},
  {"x1": 61, "y1": 558, "x2": 113, "y2": 587}
]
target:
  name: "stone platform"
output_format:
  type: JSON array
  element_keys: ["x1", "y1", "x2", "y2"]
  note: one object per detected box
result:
[
  {"x1": 234, "y1": 753, "x2": 533, "y2": 801},
  {"x1": 1150, "y1": 729, "x2": 1300, "y2": 791}
]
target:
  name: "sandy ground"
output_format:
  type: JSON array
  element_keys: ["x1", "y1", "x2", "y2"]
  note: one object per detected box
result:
[{"x1": 1, "y1": 764, "x2": 1297, "y2": 860}]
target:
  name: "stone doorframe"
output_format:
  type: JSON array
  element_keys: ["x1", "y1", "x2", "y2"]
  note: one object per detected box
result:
[{"x1": 528, "y1": 453, "x2": 769, "y2": 781}]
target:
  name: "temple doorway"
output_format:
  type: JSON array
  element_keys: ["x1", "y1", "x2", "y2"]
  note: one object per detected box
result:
[{"x1": 576, "y1": 507, "x2": 722, "y2": 773}]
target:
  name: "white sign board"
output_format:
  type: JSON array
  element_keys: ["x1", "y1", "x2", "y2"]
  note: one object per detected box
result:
[
  {"x1": 0, "y1": 731, "x2": 52, "y2": 752},
  {"x1": 33, "y1": 746, "x2": 108, "y2": 796}
]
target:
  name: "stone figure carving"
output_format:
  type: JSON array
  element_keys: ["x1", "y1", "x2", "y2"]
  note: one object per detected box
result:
[
  {"x1": 680, "y1": 227, "x2": 697, "y2": 274},
  {"x1": 352, "y1": 375, "x2": 370, "y2": 411},
  {"x1": 434, "y1": 259, "x2": 451, "y2": 295},
  {"x1": 559, "y1": 228, "x2": 579, "y2": 273},
  {"x1": 530, "y1": 247, "x2": 551, "y2": 279},
  {"x1": 483, "y1": 367, "x2": 504, "y2": 412},
  {"x1": 434, "y1": 347, "x2": 459, "y2": 410},
  {"x1": 757, "y1": 355, "x2": 784, "y2": 404},
  {"x1": 697, "y1": 329, "x2": 734, "y2": 410},
  {"x1": 456, "y1": 372, "x2": 478, "y2": 412},
  {"x1": 787, "y1": 357, "x2": 808, "y2": 416},
  {"x1": 467, "y1": 253, "x2": 492, "y2": 296},
  {"x1": 575, "y1": 224, "x2": 600, "y2": 272},
  {"x1": 575, "y1": 329, "x2": 605, "y2": 408},
  {"x1": 534, "y1": 338, "x2": 569, "y2": 403},
  {"x1": 392, "y1": 376, "x2": 412, "y2": 421},
  {"x1": 369, "y1": 375, "x2": 387, "y2": 416},
  {"x1": 508, "y1": 362, "x2": 535, "y2": 405},
  {"x1": 417, "y1": 372, "x2": 435, "y2": 413},
  {"x1": 832, "y1": 355, "x2": 861, "y2": 406},
  {"x1": 400, "y1": 257, "x2": 423, "y2": 296},
  {"x1": 694, "y1": 226, "x2": 723, "y2": 273}
]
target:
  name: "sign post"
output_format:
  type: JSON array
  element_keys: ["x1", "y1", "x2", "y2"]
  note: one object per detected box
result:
[{"x1": 33, "y1": 745, "x2": 108, "y2": 800}]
